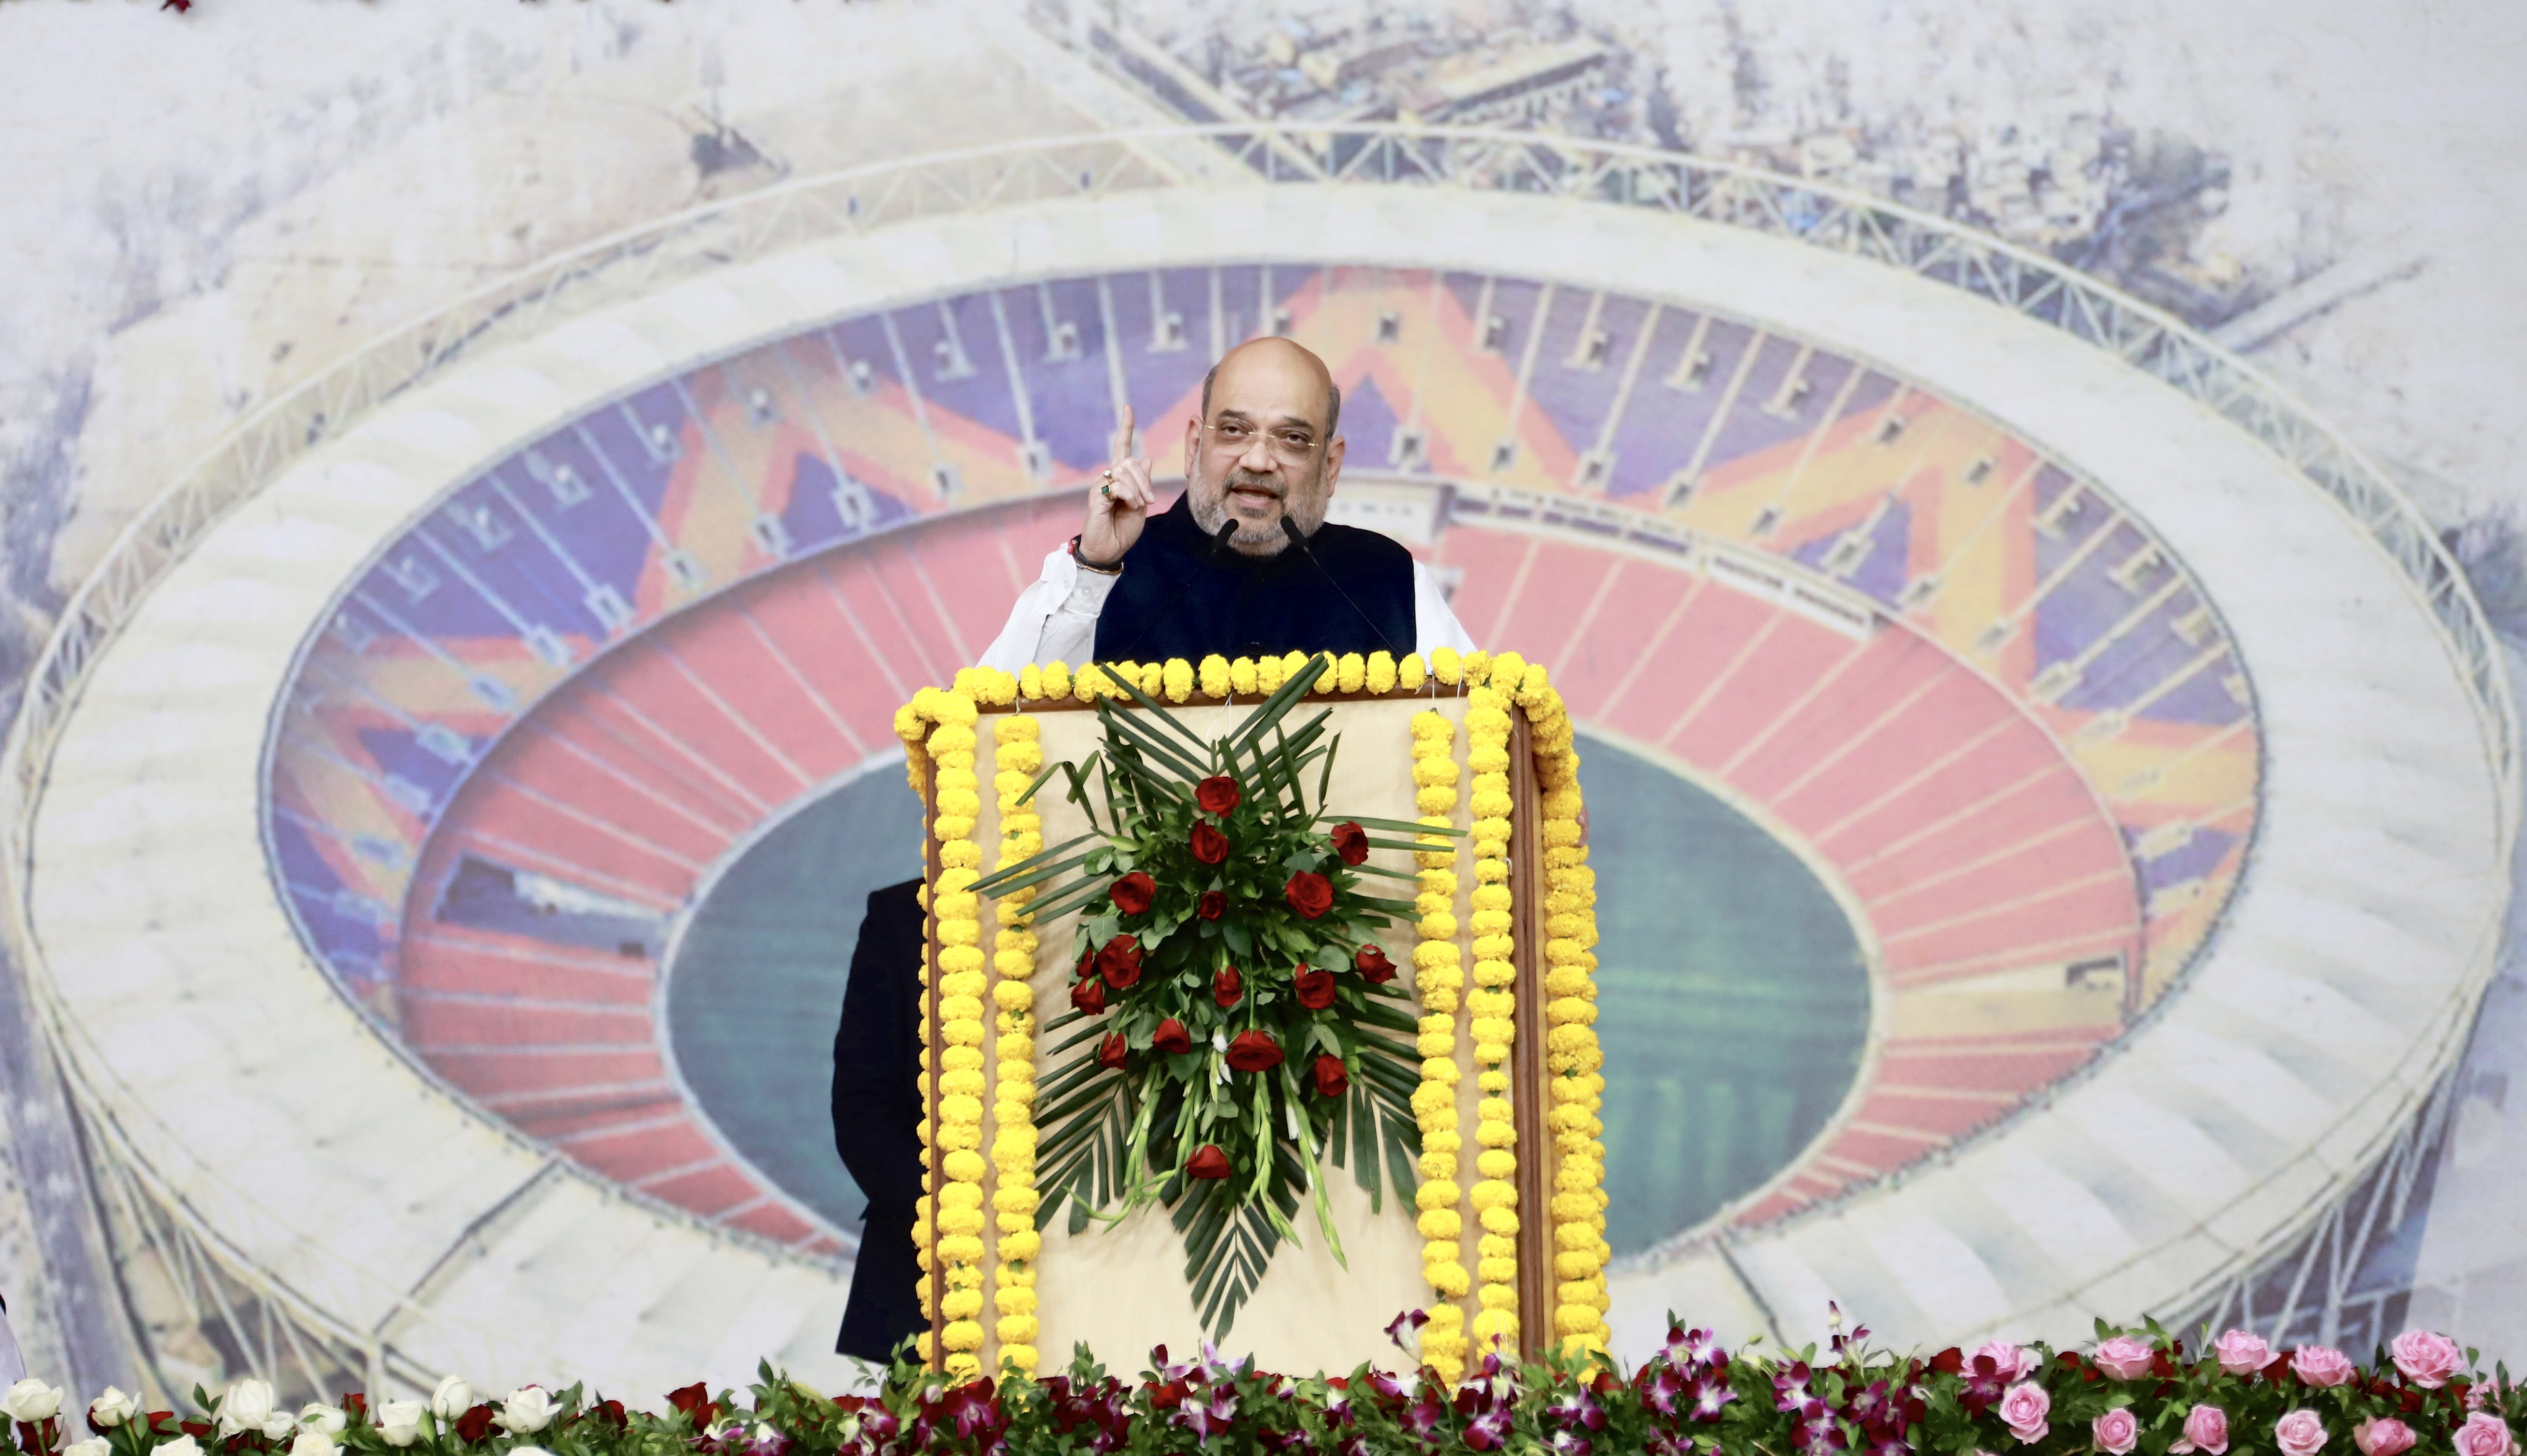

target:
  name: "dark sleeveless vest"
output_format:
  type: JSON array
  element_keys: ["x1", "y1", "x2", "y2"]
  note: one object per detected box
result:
[{"x1": 1092, "y1": 501, "x2": 1417, "y2": 663}]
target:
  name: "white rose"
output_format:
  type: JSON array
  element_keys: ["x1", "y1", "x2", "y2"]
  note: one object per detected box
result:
[
  {"x1": 88, "y1": 1388, "x2": 140, "y2": 1429},
  {"x1": 428, "y1": 1378, "x2": 472, "y2": 1422},
  {"x1": 508, "y1": 1447, "x2": 553, "y2": 1456},
  {"x1": 296, "y1": 1405, "x2": 347, "y2": 1437},
  {"x1": 497, "y1": 1388, "x2": 554, "y2": 1436},
  {"x1": 159, "y1": 1438, "x2": 205, "y2": 1456},
  {"x1": 288, "y1": 1428, "x2": 336, "y2": 1456},
  {"x1": 375, "y1": 1401, "x2": 425, "y2": 1449},
  {"x1": 217, "y1": 1378, "x2": 275, "y2": 1437},
  {"x1": 63, "y1": 1440, "x2": 111, "y2": 1456},
  {"x1": 2, "y1": 1380, "x2": 65, "y2": 1422}
]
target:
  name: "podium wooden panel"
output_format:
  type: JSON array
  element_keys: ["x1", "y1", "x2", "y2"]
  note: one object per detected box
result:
[{"x1": 913, "y1": 685, "x2": 1570, "y2": 1374}]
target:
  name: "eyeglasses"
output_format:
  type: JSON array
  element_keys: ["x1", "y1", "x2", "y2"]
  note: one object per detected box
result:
[{"x1": 1205, "y1": 418, "x2": 1322, "y2": 463}]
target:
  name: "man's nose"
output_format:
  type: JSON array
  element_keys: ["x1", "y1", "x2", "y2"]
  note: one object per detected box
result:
[{"x1": 1235, "y1": 432, "x2": 1278, "y2": 474}]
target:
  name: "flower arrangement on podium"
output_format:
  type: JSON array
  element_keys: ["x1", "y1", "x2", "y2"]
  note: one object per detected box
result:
[{"x1": 970, "y1": 654, "x2": 1451, "y2": 1341}]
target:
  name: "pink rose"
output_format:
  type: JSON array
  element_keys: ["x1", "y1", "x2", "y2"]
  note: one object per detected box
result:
[
  {"x1": 2000, "y1": 1382, "x2": 2051, "y2": 1446},
  {"x1": 2292, "y1": 1346, "x2": 2356, "y2": 1388},
  {"x1": 2356, "y1": 1419, "x2": 2417, "y2": 1456},
  {"x1": 2455, "y1": 1414, "x2": 2520, "y2": 1456},
  {"x1": 2093, "y1": 1336, "x2": 2156, "y2": 1381},
  {"x1": 2276, "y1": 1410, "x2": 2329, "y2": 1456},
  {"x1": 1975, "y1": 1340, "x2": 2041, "y2": 1382},
  {"x1": 2215, "y1": 1329, "x2": 2275, "y2": 1375},
  {"x1": 2390, "y1": 1330, "x2": 2466, "y2": 1390},
  {"x1": 2172, "y1": 1405, "x2": 2231, "y2": 1456},
  {"x1": 2093, "y1": 1409, "x2": 2139, "y2": 1455}
]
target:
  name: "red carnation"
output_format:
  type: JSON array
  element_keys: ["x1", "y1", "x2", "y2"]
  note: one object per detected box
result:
[
  {"x1": 455, "y1": 1406, "x2": 497, "y2": 1444},
  {"x1": 1151, "y1": 1017, "x2": 1193, "y2": 1055},
  {"x1": 1355, "y1": 943, "x2": 1397, "y2": 983},
  {"x1": 1285, "y1": 871, "x2": 1333, "y2": 919},
  {"x1": 1312, "y1": 1054, "x2": 1349, "y2": 1098},
  {"x1": 1097, "y1": 934, "x2": 1144, "y2": 989},
  {"x1": 1099, "y1": 1032, "x2": 1128, "y2": 1070},
  {"x1": 1330, "y1": 821, "x2": 1370, "y2": 866},
  {"x1": 1197, "y1": 776, "x2": 1241, "y2": 815},
  {"x1": 1185, "y1": 1144, "x2": 1231, "y2": 1180},
  {"x1": 1295, "y1": 966, "x2": 1337, "y2": 1009},
  {"x1": 1190, "y1": 821, "x2": 1230, "y2": 865},
  {"x1": 1226, "y1": 1029, "x2": 1284, "y2": 1072},
  {"x1": 1214, "y1": 966, "x2": 1243, "y2": 1008},
  {"x1": 1110, "y1": 871, "x2": 1155, "y2": 915},
  {"x1": 1198, "y1": 891, "x2": 1226, "y2": 921},
  {"x1": 1070, "y1": 975, "x2": 1107, "y2": 1015}
]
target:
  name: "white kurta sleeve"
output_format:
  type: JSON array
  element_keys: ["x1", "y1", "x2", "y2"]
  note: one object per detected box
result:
[
  {"x1": 1411, "y1": 561, "x2": 1477, "y2": 655},
  {"x1": 977, "y1": 548, "x2": 1122, "y2": 673}
]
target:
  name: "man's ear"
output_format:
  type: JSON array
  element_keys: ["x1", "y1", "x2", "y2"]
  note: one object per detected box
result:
[
  {"x1": 1183, "y1": 415, "x2": 1202, "y2": 480},
  {"x1": 1322, "y1": 434, "x2": 1346, "y2": 495}
]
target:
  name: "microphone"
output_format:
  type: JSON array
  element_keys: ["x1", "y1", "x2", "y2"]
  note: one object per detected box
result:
[
  {"x1": 1280, "y1": 515, "x2": 1406, "y2": 659},
  {"x1": 1104, "y1": 515, "x2": 1240, "y2": 662}
]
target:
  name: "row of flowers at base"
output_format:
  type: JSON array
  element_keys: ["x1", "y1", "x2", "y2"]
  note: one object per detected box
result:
[{"x1": 8, "y1": 1316, "x2": 2518, "y2": 1456}]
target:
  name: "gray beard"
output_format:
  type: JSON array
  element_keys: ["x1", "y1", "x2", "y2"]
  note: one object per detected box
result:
[{"x1": 1187, "y1": 470, "x2": 1309, "y2": 557}]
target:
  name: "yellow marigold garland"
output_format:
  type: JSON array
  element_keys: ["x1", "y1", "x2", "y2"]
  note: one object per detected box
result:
[
  {"x1": 990, "y1": 703, "x2": 1045, "y2": 1376},
  {"x1": 894, "y1": 651, "x2": 1612, "y2": 1363},
  {"x1": 1460, "y1": 667, "x2": 1521, "y2": 1355},
  {"x1": 895, "y1": 682, "x2": 990, "y2": 1375},
  {"x1": 1407, "y1": 705, "x2": 1469, "y2": 1381},
  {"x1": 1517, "y1": 661, "x2": 1613, "y2": 1352}
]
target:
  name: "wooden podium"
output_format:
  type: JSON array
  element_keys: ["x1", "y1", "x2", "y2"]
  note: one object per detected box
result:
[{"x1": 892, "y1": 652, "x2": 1606, "y2": 1382}]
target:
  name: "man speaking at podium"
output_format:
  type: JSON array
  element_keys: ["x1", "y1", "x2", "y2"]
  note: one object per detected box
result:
[
  {"x1": 978, "y1": 334, "x2": 1474, "y2": 670},
  {"x1": 834, "y1": 337, "x2": 1472, "y2": 1362}
]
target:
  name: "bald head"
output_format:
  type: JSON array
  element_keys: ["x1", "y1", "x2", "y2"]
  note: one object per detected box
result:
[
  {"x1": 1200, "y1": 337, "x2": 1342, "y2": 439},
  {"x1": 1182, "y1": 337, "x2": 1348, "y2": 557}
]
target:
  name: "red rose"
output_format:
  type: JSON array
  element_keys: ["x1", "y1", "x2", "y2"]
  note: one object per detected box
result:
[
  {"x1": 592, "y1": 1402, "x2": 628, "y2": 1431},
  {"x1": 456, "y1": 1406, "x2": 497, "y2": 1444},
  {"x1": 1198, "y1": 891, "x2": 1226, "y2": 921},
  {"x1": 1097, "y1": 934, "x2": 1143, "y2": 989},
  {"x1": 1355, "y1": 943, "x2": 1398, "y2": 983},
  {"x1": 1312, "y1": 1054, "x2": 1349, "y2": 1098},
  {"x1": 1330, "y1": 821, "x2": 1370, "y2": 866},
  {"x1": 1226, "y1": 1029, "x2": 1284, "y2": 1072},
  {"x1": 1284, "y1": 871, "x2": 1333, "y2": 919},
  {"x1": 1099, "y1": 1032, "x2": 1128, "y2": 1070},
  {"x1": 1185, "y1": 1144, "x2": 1231, "y2": 1180},
  {"x1": 1190, "y1": 821, "x2": 1229, "y2": 865},
  {"x1": 1151, "y1": 1017, "x2": 1193, "y2": 1055},
  {"x1": 1070, "y1": 975, "x2": 1107, "y2": 1015},
  {"x1": 1197, "y1": 776, "x2": 1242, "y2": 815},
  {"x1": 1110, "y1": 871, "x2": 1155, "y2": 915},
  {"x1": 1295, "y1": 966, "x2": 1336, "y2": 1009},
  {"x1": 665, "y1": 1385, "x2": 718, "y2": 1429},
  {"x1": 1214, "y1": 966, "x2": 1243, "y2": 1008}
]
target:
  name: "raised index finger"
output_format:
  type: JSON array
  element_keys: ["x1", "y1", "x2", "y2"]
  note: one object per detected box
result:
[{"x1": 1111, "y1": 403, "x2": 1137, "y2": 464}]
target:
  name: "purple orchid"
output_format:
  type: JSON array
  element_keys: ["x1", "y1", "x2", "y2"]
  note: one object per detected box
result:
[
  {"x1": 1775, "y1": 1362, "x2": 1817, "y2": 1412},
  {"x1": 1388, "y1": 1310, "x2": 1432, "y2": 1352},
  {"x1": 1463, "y1": 1407, "x2": 1513, "y2": 1452}
]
